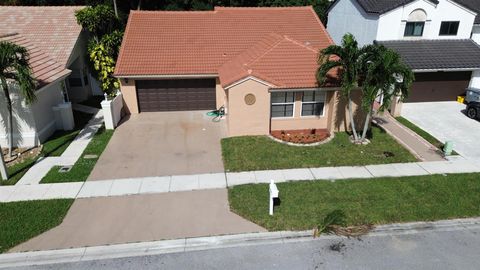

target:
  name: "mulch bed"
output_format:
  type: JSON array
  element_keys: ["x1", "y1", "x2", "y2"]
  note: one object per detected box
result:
[
  {"x1": 2, "y1": 146, "x2": 42, "y2": 167},
  {"x1": 271, "y1": 129, "x2": 330, "y2": 144}
]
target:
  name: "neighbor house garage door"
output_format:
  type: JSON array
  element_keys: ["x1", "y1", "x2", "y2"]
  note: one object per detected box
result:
[
  {"x1": 136, "y1": 79, "x2": 216, "y2": 112},
  {"x1": 406, "y1": 72, "x2": 471, "y2": 103}
]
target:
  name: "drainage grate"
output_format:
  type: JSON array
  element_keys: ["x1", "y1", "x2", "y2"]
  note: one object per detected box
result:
[{"x1": 58, "y1": 166, "x2": 72, "y2": 173}]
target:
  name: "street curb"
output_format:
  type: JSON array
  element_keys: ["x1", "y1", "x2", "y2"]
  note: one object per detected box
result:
[{"x1": 1, "y1": 217, "x2": 480, "y2": 268}]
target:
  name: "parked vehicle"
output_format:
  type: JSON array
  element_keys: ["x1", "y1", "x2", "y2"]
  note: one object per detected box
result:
[{"x1": 465, "y1": 88, "x2": 480, "y2": 120}]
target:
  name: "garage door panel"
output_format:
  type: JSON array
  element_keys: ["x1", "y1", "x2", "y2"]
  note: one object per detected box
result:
[
  {"x1": 136, "y1": 79, "x2": 216, "y2": 112},
  {"x1": 406, "y1": 72, "x2": 471, "y2": 103}
]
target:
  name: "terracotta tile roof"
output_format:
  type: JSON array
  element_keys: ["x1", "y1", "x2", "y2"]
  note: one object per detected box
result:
[
  {"x1": 218, "y1": 33, "x2": 339, "y2": 88},
  {"x1": 0, "y1": 33, "x2": 71, "y2": 88},
  {"x1": 0, "y1": 6, "x2": 84, "y2": 67},
  {"x1": 115, "y1": 6, "x2": 338, "y2": 88}
]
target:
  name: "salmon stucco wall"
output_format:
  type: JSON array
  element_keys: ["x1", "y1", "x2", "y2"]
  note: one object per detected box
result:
[
  {"x1": 330, "y1": 89, "x2": 366, "y2": 132},
  {"x1": 216, "y1": 78, "x2": 227, "y2": 111},
  {"x1": 227, "y1": 79, "x2": 271, "y2": 136},
  {"x1": 270, "y1": 91, "x2": 334, "y2": 132},
  {"x1": 119, "y1": 79, "x2": 139, "y2": 114}
]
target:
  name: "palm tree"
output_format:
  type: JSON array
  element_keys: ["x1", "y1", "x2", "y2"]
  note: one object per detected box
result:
[
  {"x1": 0, "y1": 41, "x2": 36, "y2": 158},
  {"x1": 0, "y1": 143, "x2": 7, "y2": 180},
  {"x1": 358, "y1": 45, "x2": 414, "y2": 141},
  {"x1": 317, "y1": 33, "x2": 364, "y2": 142}
]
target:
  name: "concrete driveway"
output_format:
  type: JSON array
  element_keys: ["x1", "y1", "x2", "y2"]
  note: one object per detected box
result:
[
  {"x1": 11, "y1": 189, "x2": 265, "y2": 252},
  {"x1": 88, "y1": 111, "x2": 226, "y2": 180},
  {"x1": 401, "y1": 101, "x2": 480, "y2": 159}
]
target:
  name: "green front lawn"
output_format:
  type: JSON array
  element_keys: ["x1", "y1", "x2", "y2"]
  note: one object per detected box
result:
[
  {"x1": 42, "y1": 110, "x2": 93, "y2": 157},
  {"x1": 1, "y1": 110, "x2": 93, "y2": 185},
  {"x1": 40, "y1": 126, "x2": 114, "y2": 183},
  {"x1": 0, "y1": 199, "x2": 73, "y2": 253},
  {"x1": 229, "y1": 173, "x2": 480, "y2": 231},
  {"x1": 221, "y1": 126, "x2": 417, "y2": 172}
]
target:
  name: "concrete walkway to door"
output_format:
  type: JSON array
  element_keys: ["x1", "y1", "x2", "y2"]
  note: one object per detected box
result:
[
  {"x1": 87, "y1": 111, "x2": 226, "y2": 181},
  {"x1": 373, "y1": 112, "x2": 445, "y2": 162}
]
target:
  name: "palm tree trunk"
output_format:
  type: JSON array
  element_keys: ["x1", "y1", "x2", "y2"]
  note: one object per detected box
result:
[
  {"x1": 113, "y1": 0, "x2": 118, "y2": 18},
  {"x1": 347, "y1": 94, "x2": 359, "y2": 142},
  {"x1": 361, "y1": 103, "x2": 374, "y2": 141},
  {"x1": 0, "y1": 78, "x2": 13, "y2": 157},
  {"x1": 0, "y1": 142, "x2": 7, "y2": 180}
]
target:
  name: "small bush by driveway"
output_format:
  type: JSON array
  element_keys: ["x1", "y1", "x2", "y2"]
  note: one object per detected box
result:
[{"x1": 222, "y1": 126, "x2": 416, "y2": 172}]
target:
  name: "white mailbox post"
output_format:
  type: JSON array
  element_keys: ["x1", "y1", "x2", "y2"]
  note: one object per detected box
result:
[{"x1": 269, "y1": 180, "x2": 279, "y2": 216}]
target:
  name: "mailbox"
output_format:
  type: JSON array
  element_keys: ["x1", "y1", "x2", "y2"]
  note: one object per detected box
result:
[{"x1": 269, "y1": 180, "x2": 279, "y2": 215}]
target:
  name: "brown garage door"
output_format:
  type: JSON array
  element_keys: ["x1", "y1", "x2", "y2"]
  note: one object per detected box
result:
[
  {"x1": 406, "y1": 72, "x2": 471, "y2": 103},
  {"x1": 136, "y1": 79, "x2": 216, "y2": 112}
]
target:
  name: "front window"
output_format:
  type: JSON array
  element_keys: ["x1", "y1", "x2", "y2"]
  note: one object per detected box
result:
[
  {"x1": 439, "y1": 21, "x2": 459, "y2": 36},
  {"x1": 271, "y1": 92, "x2": 294, "y2": 118},
  {"x1": 301, "y1": 91, "x2": 325, "y2": 116},
  {"x1": 404, "y1": 22, "x2": 424, "y2": 37}
]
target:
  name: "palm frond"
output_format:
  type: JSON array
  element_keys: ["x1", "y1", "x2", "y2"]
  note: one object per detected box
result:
[{"x1": 0, "y1": 40, "x2": 36, "y2": 104}]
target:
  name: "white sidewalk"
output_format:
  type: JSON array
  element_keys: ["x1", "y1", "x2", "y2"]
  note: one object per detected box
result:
[
  {"x1": 1, "y1": 157, "x2": 479, "y2": 202},
  {"x1": 15, "y1": 107, "x2": 103, "y2": 185}
]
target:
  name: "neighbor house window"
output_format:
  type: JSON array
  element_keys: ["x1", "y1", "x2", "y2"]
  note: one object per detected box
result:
[
  {"x1": 404, "y1": 22, "x2": 425, "y2": 36},
  {"x1": 439, "y1": 21, "x2": 459, "y2": 36},
  {"x1": 271, "y1": 92, "x2": 295, "y2": 117},
  {"x1": 301, "y1": 91, "x2": 325, "y2": 116}
]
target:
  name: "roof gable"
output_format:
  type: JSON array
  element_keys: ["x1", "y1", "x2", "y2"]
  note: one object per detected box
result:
[
  {"x1": 114, "y1": 6, "x2": 337, "y2": 88},
  {"x1": 219, "y1": 33, "x2": 339, "y2": 88}
]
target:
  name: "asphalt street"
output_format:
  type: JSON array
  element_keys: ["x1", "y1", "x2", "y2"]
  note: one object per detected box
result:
[{"x1": 6, "y1": 225, "x2": 480, "y2": 270}]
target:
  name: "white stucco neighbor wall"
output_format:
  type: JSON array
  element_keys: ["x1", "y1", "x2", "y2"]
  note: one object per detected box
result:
[
  {"x1": 31, "y1": 81, "x2": 66, "y2": 143},
  {"x1": 0, "y1": 80, "x2": 66, "y2": 148},
  {"x1": 469, "y1": 70, "x2": 480, "y2": 89},
  {"x1": 0, "y1": 83, "x2": 37, "y2": 147},
  {"x1": 472, "y1": 25, "x2": 480, "y2": 44},
  {"x1": 376, "y1": 0, "x2": 476, "y2": 41},
  {"x1": 327, "y1": 0, "x2": 379, "y2": 46}
]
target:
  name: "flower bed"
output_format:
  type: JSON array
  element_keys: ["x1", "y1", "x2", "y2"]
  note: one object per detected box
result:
[{"x1": 271, "y1": 129, "x2": 330, "y2": 144}]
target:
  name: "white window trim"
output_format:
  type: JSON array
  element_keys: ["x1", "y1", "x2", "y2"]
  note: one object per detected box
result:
[
  {"x1": 271, "y1": 91, "x2": 296, "y2": 119},
  {"x1": 300, "y1": 90, "x2": 326, "y2": 117}
]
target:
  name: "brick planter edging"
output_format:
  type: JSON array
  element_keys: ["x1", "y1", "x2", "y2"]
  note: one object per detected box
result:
[{"x1": 267, "y1": 132, "x2": 335, "y2": 147}]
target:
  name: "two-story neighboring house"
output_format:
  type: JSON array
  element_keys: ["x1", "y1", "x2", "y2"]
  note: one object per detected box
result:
[{"x1": 327, "y1": 0, "x2": 480, "y2": 115}]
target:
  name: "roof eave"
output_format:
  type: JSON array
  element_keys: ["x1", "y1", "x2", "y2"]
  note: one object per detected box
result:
[
  {"x1": 114, "y1": 74, "x2": 218, "y2": 79},
  {"x1": 413, "y1": 67, "x2": 480, "y2": 72}
]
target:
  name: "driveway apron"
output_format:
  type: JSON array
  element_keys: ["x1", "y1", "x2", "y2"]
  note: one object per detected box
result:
[
  {"x1": 87, "y1": 111, "x2": 226, "y2": 180},
  {"x1": 402, "y1": 101, "x2": 480, "y2": 159}
]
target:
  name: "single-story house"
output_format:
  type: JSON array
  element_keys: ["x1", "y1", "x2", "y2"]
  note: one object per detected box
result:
[
  {"x1": 0, "y1": 6, "x2": 94, "y2": 148},
  {"x1": 115, "y1": 6, "x2": 362, "y2": 137}
]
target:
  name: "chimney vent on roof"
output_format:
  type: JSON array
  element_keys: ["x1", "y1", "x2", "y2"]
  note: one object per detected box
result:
[{"x1": 305, "y1": 41, "x2": 311, "y2": 46}]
